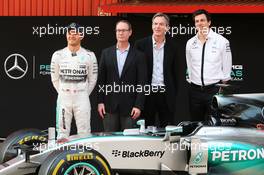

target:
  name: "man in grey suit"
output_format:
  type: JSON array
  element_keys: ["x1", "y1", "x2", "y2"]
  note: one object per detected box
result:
[{"x1": 98, "y1": 20, "x2": 147, "y2": 132}]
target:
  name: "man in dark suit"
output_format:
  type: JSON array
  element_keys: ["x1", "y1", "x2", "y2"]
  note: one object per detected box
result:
[
  {"x1": 134, "y1": 13, "x2": 179, "y2": 127},
  {"x1": 97, "y1": 20, "x2": 147, "y2": 132}
]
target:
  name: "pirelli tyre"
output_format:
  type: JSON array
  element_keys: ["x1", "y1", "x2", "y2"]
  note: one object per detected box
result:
[
  {"x1": 0, "y1": 129, "x2": 47, "y2": 163},
  {"x1": 38, "y1": 147, "x2": 112, "y2": 175}
]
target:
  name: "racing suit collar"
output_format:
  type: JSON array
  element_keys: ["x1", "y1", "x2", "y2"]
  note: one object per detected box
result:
[{"x1": 66, "y1": 47, "x2": 82, "y2": 56}]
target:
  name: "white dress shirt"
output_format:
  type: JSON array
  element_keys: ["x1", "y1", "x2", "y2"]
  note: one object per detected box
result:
[
  {"x1": 186, "y1": 29, "x2": 232, "y2": 86},
  {"x1": 116, "y1": 44, "x2": 130, "y2": 77},
  {"x1": 152, "y1": 36, "x2": 165, "y2": 86}
]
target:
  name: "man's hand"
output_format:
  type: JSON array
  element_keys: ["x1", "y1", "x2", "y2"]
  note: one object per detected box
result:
[
  {"x1": 219, "y1": 80, "x2": 228, "y2": 94},
  {"x1": 98, "y1": 103, "x2": 106, "y2": 119},
  {"x1": 131, "y1": 107, "x2": 141, "y2": 119}
]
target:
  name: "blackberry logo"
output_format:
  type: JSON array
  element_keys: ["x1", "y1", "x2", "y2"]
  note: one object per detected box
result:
[
  {"x1": 112, "y1": 150, "x2": 165, "y2": 158},
  {"x1": 112, "y1": 150, "x2": 121, "y2": 157}
]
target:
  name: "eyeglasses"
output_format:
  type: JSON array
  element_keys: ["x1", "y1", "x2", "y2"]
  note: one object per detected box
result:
[{"x1": 115, "y1": 29, "x2": 130, "y2": 33}]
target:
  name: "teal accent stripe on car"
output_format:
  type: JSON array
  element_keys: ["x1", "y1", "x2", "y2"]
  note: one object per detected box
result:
[
  {"x1": 64, "y1": 162, "x2": 100, "y2": 175},
  {"x1": 68, "y1": 135, "x2": 162, "y2": 144}
]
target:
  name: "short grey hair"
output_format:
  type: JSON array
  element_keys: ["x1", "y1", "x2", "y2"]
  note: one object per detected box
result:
[{"x1": 152, "y1": 13, "x2": 170, "y2": 26}]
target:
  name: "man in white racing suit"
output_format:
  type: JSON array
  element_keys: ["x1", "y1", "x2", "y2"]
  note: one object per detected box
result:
[{"x1": 51, "y1": 23, "x2": 98, "y2": 141}]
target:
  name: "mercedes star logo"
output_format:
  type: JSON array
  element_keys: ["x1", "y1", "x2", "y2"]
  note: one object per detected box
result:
[{"x1": 4, "y1": 53, "x2": 28, "y2": 79}]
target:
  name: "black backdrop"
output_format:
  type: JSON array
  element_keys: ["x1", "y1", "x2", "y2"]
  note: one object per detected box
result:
[{"x1": 1, "y1": 14, "x2": 263, "y2": 137}]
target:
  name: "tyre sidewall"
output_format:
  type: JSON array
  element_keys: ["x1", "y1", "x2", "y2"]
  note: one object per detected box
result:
[{"x1": 39, "y1": 147, "x2": 111, "y2": 175}]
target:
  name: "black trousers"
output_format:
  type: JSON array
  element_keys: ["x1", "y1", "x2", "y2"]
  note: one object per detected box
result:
[
  {"x1": 143, "y1": 90, "x2": 174, "y2": 127},
  {"x1": 188, "y1": 83, "x2": 219, "y2": 122},
  {"x1": 103, "y1": 112, "x2": 136, "y2": 132}
]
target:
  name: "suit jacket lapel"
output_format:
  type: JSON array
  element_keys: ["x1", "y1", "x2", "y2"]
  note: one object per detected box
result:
[
  {"x1": 147, "y1": 36, "x2": 154, "y2": 79},
  {"x1": 163, "y1": 40, "x2": 169, "y2": 74},
  {"x1": 121, "y1": 48, "x2": 134, "y2": 78},
  {"x1": 111, "y1": 46, "x2": 119, "y2": 78}
]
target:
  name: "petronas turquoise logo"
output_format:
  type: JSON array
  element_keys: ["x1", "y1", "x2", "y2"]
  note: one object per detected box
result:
[{"x1": 193, "y1": 152, "x2": 203, "y2": 164}]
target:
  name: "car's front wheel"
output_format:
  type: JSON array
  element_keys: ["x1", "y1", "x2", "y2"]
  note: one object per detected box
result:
[{"x1": 38, "y1": 147, "x2": 112, "y2": 175}]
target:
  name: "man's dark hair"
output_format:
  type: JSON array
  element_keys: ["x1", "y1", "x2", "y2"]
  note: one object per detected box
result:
[
  {"x1": 116, "y1": 19, "x2": 132, "y2": 30},
  {"x1": 192, "y1": 9, "x2": 211, "y2": 22}
]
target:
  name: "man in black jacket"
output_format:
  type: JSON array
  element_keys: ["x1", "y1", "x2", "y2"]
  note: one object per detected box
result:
[
  {"x1": 134, "y1": 13, "x2": 179, "y2": 127},
  {"x1": 98, "y1": 20, "x2": 147, "y2": 132}
]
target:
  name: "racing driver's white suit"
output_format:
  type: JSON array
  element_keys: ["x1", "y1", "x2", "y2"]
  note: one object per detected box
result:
[{"x1": 51, "y1": 47, "x2": 98, "y2": 139}]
